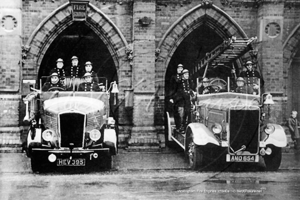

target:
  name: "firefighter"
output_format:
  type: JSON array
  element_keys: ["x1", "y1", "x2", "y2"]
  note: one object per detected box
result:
[
  {"x1": 239, "y1": 60, "x2": 261, "y2": 94},
  {"x1": 169, "y1": 64, "x2": 184, "y2": 132},
  {"x1": 170, "y1": 69, "x2": 195, "y2": 133},
  {"x1": 78, "y1": 72, "x2": 100, "y2": 92},
  {"x1": 287, "y1": 111, "x2": 300, "y2": 150},
  {"x1": 198, "y1": 77, "x2": 218, "y2": 94},
  {"x1": 68, "y1": 56, "x2": 81, "y2": 78},
  {"x1": 50, "y1": 58, "x2": 66, "y2": 79},
  {"x1": 82, "y1": 61, "x2": 99, "y2": 83},
  {"x1": 235, "y1": 77, "x2": 253, "y2": 94},
  {"x1": 180, "y1": 69, "x2": 195, "y2": 132},
  {"x1": 42, "y1": 72, "x2": 64, "y2": 91}
]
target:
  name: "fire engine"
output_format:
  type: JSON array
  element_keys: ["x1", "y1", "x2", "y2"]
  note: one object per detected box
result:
[
  {"x1": 166, "y1": 37, "x2": 287, "y2": 171},
  {"x1": 23, "y1": 77, "x2": 118, "y2": 172}
]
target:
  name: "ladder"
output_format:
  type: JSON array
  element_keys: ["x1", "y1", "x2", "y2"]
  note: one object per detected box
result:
[{"x1": 194, "y1": 36, "x2": 257, "y2": 77}]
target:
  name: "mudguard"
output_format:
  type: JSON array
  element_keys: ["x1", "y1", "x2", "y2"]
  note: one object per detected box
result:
[
  {"x1": 103, "y1": 129, "x2": 117, "y2": 149},
  {"x1": 27, "y1": 128, "x2": 42, "y2": 146},
  {"x1": 187, "y1": 123, "x2": 219, "y2": 146},
  {"x1": 263, "y1": 124, "x2": 287, "y2": 147}
]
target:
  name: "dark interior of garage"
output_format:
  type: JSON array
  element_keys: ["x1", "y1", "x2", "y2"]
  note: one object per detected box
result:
[{"x1": 39, "y1": 21, "x2": 117, "y2": 88}]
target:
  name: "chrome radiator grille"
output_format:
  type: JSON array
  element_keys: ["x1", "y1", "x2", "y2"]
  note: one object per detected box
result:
[
  {"x1": 60, "y1": 113, "x2": 85, "y2": 147},
  {"x1": 229, "y1": 110, "x2": 259, "y2": 154}
]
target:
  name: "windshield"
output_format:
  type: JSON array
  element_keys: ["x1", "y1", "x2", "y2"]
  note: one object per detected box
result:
[{"x1": 40, "y1": 76, "x2": 108, "y2": 92}]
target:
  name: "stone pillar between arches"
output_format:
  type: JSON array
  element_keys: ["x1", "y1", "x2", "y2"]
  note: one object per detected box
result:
[
  {"x1": 0, "y1": 0, "x2": 23, "y2": 151},
  {"x1": 127, "y1": 1, "x2": 160, "y2": 151}
]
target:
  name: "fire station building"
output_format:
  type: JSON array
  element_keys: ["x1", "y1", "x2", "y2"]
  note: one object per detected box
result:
[{"x1": 1, "y1": 0, "x2": 300, "y2": 150}]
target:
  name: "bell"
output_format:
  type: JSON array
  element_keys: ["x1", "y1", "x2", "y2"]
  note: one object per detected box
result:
[
  {"x1": 264, "y1": 93, "x2": 274, "y2": 105},
  {"x1": 111, "y1": 81, "x2": 119, "y2": 93}
]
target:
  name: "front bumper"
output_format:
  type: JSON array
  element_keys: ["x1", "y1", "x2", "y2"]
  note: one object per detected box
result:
[{"x1": 31, "y1": 148, "x2": 112, "y2": 172}]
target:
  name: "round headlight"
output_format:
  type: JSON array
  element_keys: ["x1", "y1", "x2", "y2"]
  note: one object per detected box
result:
[
  {"x1": 89, "y1": 129, "x2": 101, "y2": 141},
  {"x1": 42, "y1": 129, "x2": 55, "y2": 141},
  {"x1": 264, "y1": 124, "x2": 275, "y2": 134},
  {"x1": 212, "y1": 123, "x2": 222, "y2": 134},
  {"x1": 48, "y1": 154, "x2": 57, "y2": 162}
]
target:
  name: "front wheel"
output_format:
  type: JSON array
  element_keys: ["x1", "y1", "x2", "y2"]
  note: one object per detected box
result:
[
  {"x1": 264, "y1": 146, "x2": 282, "y2": 171},
  {"x1": 31, "y1": 156, "x2": 41, "y2": 173},
  {"x1": 187, "y1": 140, "x2": 203, "y2": 170},
  {"x1": 103, "y1": 156, "x2": 112, "y2": 169}
]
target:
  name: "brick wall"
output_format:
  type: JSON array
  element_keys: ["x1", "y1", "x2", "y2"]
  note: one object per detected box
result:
[{"x1": 1, "y1": 0, "x2": 300, "y2": 148}]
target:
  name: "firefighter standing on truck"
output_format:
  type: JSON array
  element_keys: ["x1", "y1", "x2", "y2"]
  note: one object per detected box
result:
[
  {"x1": 169, "y1": 64, "x2": 184, "y2": 133},
  {"x1": 68, "y1": 56, "x2": 82, "y2": 78},
  {"x1": 180, "y1": 69, "x2": 195, "y2": 132},
  {"x1": 169, "y1": 69, "x2": 195, "y2": 133},
  {"x1": 239, "y1": 60, "x2": 261, "y2": 95}
]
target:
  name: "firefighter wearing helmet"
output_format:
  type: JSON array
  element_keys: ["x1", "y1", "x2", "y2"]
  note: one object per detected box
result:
[
  {"x1": 42, "y1": 72, "x2": 64, "y2": 91},
  {"x1": 78, "y1": 72, "x2": 100, "y2": 92}
]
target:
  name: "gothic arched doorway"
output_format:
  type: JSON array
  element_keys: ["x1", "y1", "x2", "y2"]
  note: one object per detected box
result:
[
  {"x1": 165, "y1": 24, "x2": 224, "y2": 97},
  {"x1": 156, "y1": 3, "x2": 249, "y2": 145},
  {"x1": 38, "y1": 21, "x2": 117, "y2": 85}
]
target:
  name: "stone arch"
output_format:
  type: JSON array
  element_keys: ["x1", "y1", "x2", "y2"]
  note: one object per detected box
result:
[
  {"x1": 23, "y1": 2, "x2": 129, "y2": 87},
  {"x1": 156, "y1": 3, "x2": 248, "y2": 94},
  {"x1": 154, "y1": 3, "x2": 249, "y2": 124},
  {"x1": 283, "y1": 24, "x2": 300, "y2": 114},
  {"x1": 283, "y1": 23, "x2": 300, "y2": 71}
]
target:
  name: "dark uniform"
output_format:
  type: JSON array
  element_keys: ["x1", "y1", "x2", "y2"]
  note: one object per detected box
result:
[
  {"x1": 239, "y1": 70, "x2": 261, "y2": 84},
  {"x1": 235, "y1": 85, "x2": 253, "y2": 94},
  {"x1": 78, "y1": 82, "x2": 100, "y2": 92},
  {"x1": 42, "y1": 72, "x2": 64, "y2": 91},
  {"x1": 235, "y1": 77, "x2": 254, "y2": 94},
  {"x1": 180, "y1": 77, "x2": 195, "y2": 129},
  {"x1": 171, "y1": 69, "x2": 195, "y2": 132},
  {"x1": 67, "y1": 56, "x2": 82, "y2": 78},
  {"x1": 42, "y1": 82, "x2": 64, "y2": 91},
  {"x1": 69, "y1": 65, "x2": 81, "y2": 78},
  {"x1": 50, "y1": 68, "x2": 66, "y2": 79},
  {"x1": 199, "y1": 85, "x2": 218, "y2": 94},
  {"x1": 198, "y1": 78, "x2": 218, "y2": 94},
  {"x1": 50, "y1": 58, "x2": 66, "y2": 79},
  {"x1": 239, "y1": 61, "x2": 261, "y2": 95},
  {"x1": 78, "y1": 73, "x2": 100, "y2": 92},
  {"x1": 168, "y1": 64, "x2": 184, "y2": 130},
  {"x1": 82, "y1": 61, "x2": 99, "y2": 83}
]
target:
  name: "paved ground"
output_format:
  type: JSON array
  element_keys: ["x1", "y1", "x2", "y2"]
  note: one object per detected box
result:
[{"x1": 1, "y1": 147, "x2": 300, "y2": 173}]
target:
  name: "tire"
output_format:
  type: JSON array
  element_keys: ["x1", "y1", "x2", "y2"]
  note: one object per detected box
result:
[
  {"x1": 103, "y1": 156, "x2": 112, "y2": 169},
  {"x1": 187, "y1": 140, "x2": 203, "y2": 170},
  {"x1": 31, "y1": 156, "x2": 41, "y2": 173},
  {"x1": 264, "y1": 146, "x2": 282, "y2": 171}
]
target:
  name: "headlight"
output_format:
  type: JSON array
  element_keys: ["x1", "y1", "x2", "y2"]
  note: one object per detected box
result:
[
  {"x1": 89, "y1": 129, "x2": 101, "y2": 141},
  {"x1": 212, "y1": 123, "x2": 222, "y2": 134},
  {"x1": 264, "y1": 124, "x2": 275, "y2": 134},
  {"x1": 48, "y1": 154, "x2": 57, "y2": 162},
  {"x1": 42, "y1": 129, "x2": 55, "y2": 141}
]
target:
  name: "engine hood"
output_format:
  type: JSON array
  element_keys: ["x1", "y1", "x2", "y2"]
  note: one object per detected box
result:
[{"x1": 43, "y1": 96, "x2": 105, "y2": 114}]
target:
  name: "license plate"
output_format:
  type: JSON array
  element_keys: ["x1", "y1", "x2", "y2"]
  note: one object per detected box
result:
[
  {"x1": 57, "y1": 158, "x2": 86, "y2": 166},
  {"x1": 226, "y1": 154, "x2": 258, "y2": 162}
]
